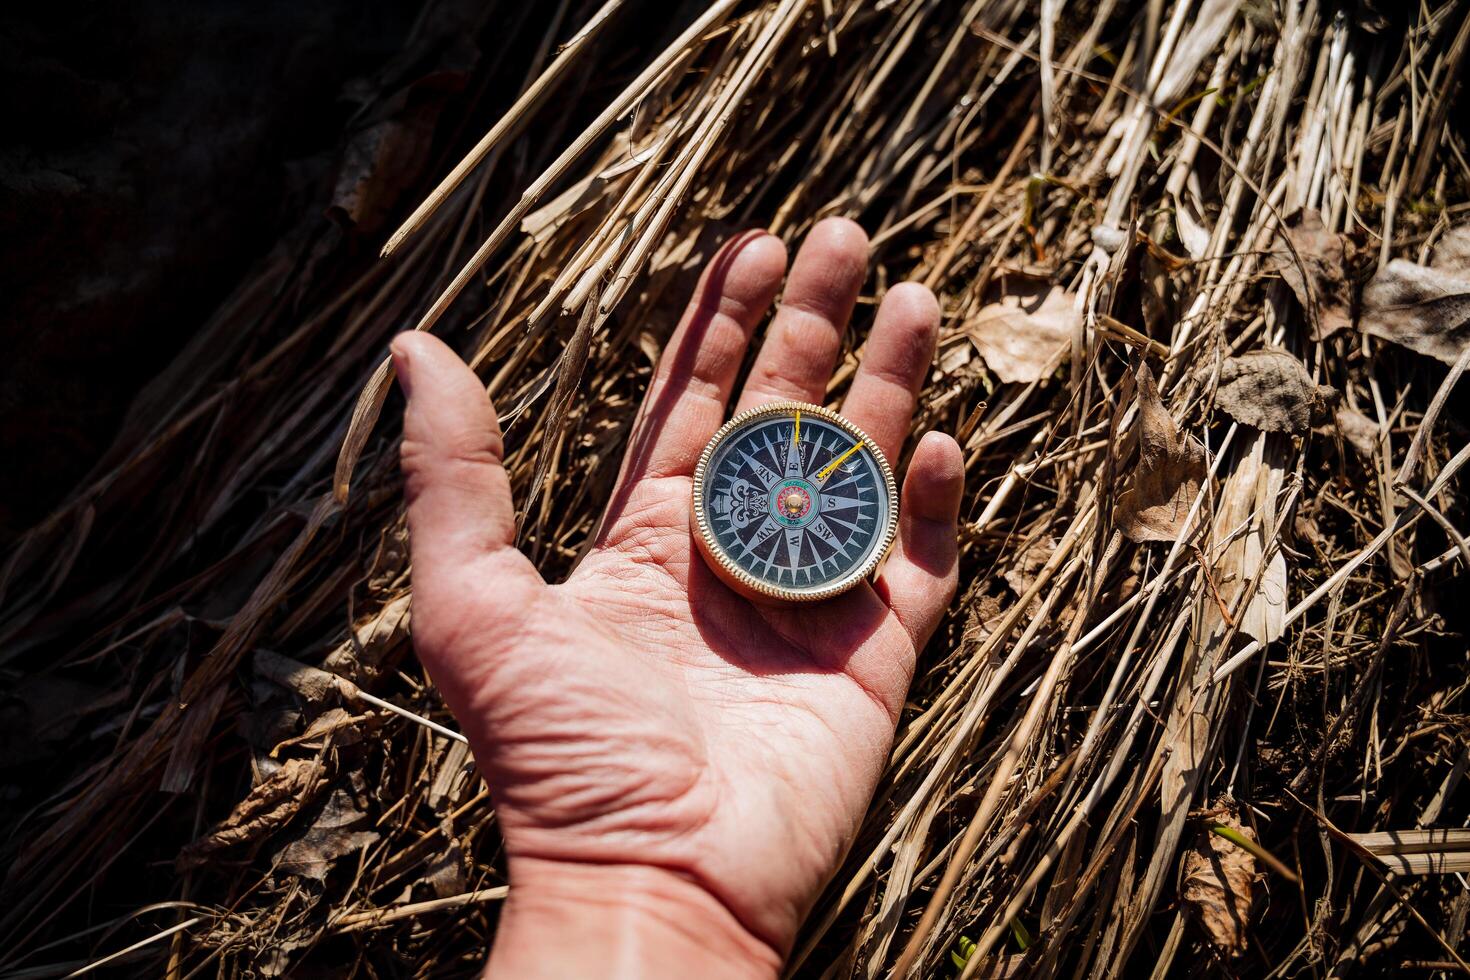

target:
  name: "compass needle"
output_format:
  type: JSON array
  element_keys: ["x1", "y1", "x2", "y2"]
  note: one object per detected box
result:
[
  {"x1": 816, "y1": 439, "x2": 864, "y2": 484},
  {"x1": 785, "y1": 409, "x2": 803, "y2": 477}
]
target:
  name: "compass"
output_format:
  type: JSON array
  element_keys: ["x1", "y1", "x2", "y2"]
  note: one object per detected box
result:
[{"x1": 691, "y1": 401, "x2": 898, "y2": 602}]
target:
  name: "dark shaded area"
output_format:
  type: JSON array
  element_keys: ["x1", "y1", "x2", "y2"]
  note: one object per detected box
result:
[
  {"x1": 0, "y1": 0, "x2": 424, "y2": 538},
  {"x1": 0, "y1": 4, "x2": 673, "y2": 971}
]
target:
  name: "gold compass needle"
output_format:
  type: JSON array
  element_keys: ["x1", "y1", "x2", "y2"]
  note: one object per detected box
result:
[
  {"x1": 816, "y1": 440, "x2": 863, "y2": 483},
  {"x1": 793, "y1": 409, "x2": 800, "y2": 448}
]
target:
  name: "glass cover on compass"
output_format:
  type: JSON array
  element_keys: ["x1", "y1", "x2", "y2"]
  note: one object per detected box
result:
[{"x1": 693, "y1": 402, "x2": 898, "y2": 601}]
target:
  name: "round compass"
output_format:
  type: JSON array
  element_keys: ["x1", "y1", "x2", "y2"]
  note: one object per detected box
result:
[{"x1": 692, "y1": 401, "x2": 898, "y2": 602}]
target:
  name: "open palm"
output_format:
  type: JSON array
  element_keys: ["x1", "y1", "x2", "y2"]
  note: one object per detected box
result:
[{"x1": 393, "y1": 219, "x2": 962, "y2": 976}]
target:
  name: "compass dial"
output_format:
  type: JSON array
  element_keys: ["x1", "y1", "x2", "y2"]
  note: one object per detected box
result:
[{"x1": 692, "y1": 402, "x2": 898, "y2": 602}]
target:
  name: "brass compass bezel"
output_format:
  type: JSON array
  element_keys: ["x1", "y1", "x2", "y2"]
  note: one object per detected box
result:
[{"x1": 690, "y1": 401, "x2": 898, "y2": 603}]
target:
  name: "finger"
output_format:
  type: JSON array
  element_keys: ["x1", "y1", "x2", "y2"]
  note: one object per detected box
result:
[
  {"x1": 839, "y1": 282, "x2": 939, "y2": 464},
  {"x1": 877, "y1": 431, "x2": 963, "y2": 648},
  {"x1": 392, "y1": 331, "x2": 539, "y2": 583},
  {"x1": 735, "y1": 217, "x2": 868, "y2": 411},
  {"x1": 622, "y1": 230, "x2": 787, "y2": 482}
]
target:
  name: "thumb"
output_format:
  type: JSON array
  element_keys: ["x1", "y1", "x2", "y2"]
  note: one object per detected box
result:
[{"x1": 393, "y1": 331, "x2": 538, "y2": 584}]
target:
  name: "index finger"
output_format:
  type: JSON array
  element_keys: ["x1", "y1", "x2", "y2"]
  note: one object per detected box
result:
[{"x1": 617, "y1": 230, "x2": 788, "y2": 484}]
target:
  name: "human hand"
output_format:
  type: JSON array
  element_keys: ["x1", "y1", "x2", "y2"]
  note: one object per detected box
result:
[{"x1": 392, "y1": 218, "x2": 963, "y2": 978}]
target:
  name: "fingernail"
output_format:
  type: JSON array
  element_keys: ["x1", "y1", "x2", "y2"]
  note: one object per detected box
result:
[{"x1": 391, "y1": 336, "x2": 414, "y2": 398}]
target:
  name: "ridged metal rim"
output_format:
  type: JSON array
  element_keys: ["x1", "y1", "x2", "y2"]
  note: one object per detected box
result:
[{"x1": 691, "y1": 400, "x2": 898, "y2": 603}]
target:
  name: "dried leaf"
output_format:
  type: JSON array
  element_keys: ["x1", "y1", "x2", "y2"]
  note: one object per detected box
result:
[
  {"x1": 300, "y1": 707, "x2": 363, "y2": 742},
  {"x1": 1181, "y1": 803, "x2": 1258, "y2": 957},
  {"x1": 1213, "y1": 349, "x2": 1334, "y2": 434},
  {"x1": 420, "y1": 842, "x2": 468, "y2": 899},
  {"x1": 428, "y1": 738, "x2": 474, "y2": 812},
  {"x1": 322, "y1": 591, "x2": 412, "y2": 678},
  {"x1": 1268, "y1": 210, "x2": 1354, "y2": 339},
  {"x1": 1002, "y1": 535, "x2": 1055, "y2": 618},
  {"x1": 1139, "y1": 246, "x2": 1174, "y2": 335},
  {"x1": 964, "y1": 288, "x2": 1077, "y2": 383},
  {"x1": 272, "y1": 707, "x2": 371, "y2": 753},
  {"x1": 274, "y1": 776, "x2": 380, "y2": 881},
  {"x1": 1360, "y1": 258, "x2": 1470, "y2": 365},
  {"x1": 963, "y1": 589, "x2": 1008, "y2": 646},
  {"x1": 1212, "y1": 432, "x2": 1289, "y2": 645},
  {"x1": 1001, "y1": 535, "x2": 1056, "y2": 597},
  {"x1": 1114, "y1": 364, "x2": 1207, "y2": 543},
  {"x1": 330, "y1": 116, "x2": 437, "y2": 234},
  {"x1": 1173, "y1": 194, "x2": 1211, "y2": 260},
  {"x1": 257, "y1": 649, "x2": 341, "y2": 702},
  {"x1": 1334, "y1": 407, "x2": 1380, "y2": 459},
  {"x1": 177, "y1": 758, "x2": 327, "y2": 869},
  {"x1": 938, "y1": 338, "x2": 974, "y2": 374},
  {"x1": 1431, "y1": 224, "x2": 1470, "y2": 273}
]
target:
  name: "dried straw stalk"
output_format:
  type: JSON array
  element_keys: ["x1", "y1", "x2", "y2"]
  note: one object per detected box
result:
[{"x1": 3, "y1": 1, "x2": 1468, "y2": 976}]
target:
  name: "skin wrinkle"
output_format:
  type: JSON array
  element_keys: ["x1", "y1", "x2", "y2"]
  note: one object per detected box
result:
[
  {"x1": 664, "y1": 602, "x2": 882, "y2": 746},
  {"x1": 578, "y1": 556, "x2": 694, "y2": 627},
  {"x1": 778, "y1": 291, "x2": 858, "y2": 321},
  {"x1": 650, "y1": 365, "x2": 731, "y2": 411},
  {"x1": 400, "y1": 443, "x2": 510, "y2": 513},
  {"x1": 509, "y1": 745, "x2": 806, "y2": 959},
  {"x1": 410, "y1": 575, "x2": 540, "y2": 701},
  {"x1": 515, "y1": 757, "x2": 711, "y2": 833},
  {"x1": 511, "y1": 858, "x2": 787, "y2": 963},
  {"x1": 879, "y1": 572, "x2": 944, "y2": 650},
  {"x1": 402, "y1": 469, "x2": 511, "y2": 554},
  {"x1": 744, "y1": 314, "x2": 842, "y2": 394},
  {"x1": 505, "y1": 858, "x2": 784, "y2": 974},
  {"x1": 579, "y1": 582, "x2": 694, "y2": 637},
  {"x1": 818, "y1": 631, "x2": 909, "y2": 725},
  {"x1": 597, "y1": 479, "x2": 693, "y2": 547},
  {"x1": 765, "y1": 598, "x2": 880, "y2": 671},
  {"x1": 894, "y1": 515, "x2": 958, "y2": 577},
  {"x1": 401, "y1": 431, "x2": 506, "y2": 470},
  {"x1": 852, "y1": 332, "x2": 929, "y2": 405},
  {"x1": 603, "y1": 559, "x2": 893, "y2": 741},
  {"x1": 484, "y1": 669, "x2": 716, "y2": 841},
  {"x1": 587, "y1": 530, "x2": 688, "y2": 583},
  {"x1": 855, "y1": 360, "x2": 923, "y2": 395}
]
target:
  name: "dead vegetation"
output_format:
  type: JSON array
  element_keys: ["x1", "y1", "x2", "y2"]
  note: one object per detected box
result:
[{"x1": 3, "y1": 0, "x2": 1469, "y2": 976}]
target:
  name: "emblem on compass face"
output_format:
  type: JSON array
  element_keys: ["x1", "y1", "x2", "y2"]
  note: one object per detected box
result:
[{"x1": 692, "y1": 402, "x2": 898, "y2": 602}]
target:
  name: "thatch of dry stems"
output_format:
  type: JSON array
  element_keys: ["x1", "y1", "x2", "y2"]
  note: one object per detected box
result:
[{"x1": 3, "y1": 0, "x2": 1469, "y2": 976}]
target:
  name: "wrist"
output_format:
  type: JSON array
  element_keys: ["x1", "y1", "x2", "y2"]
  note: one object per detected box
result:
[{"x1": 488, "y1": 857, "x2": 782, "y2": 979}]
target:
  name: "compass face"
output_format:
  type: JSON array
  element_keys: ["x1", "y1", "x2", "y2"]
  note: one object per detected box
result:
[{"x1": 692, "y1": 402, "x2": 898, "y2": 601}]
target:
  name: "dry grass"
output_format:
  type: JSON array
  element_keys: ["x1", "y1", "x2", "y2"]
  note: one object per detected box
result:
[{"x1": 3, "y1": 0, "x2": 1469, "y2": 976}]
